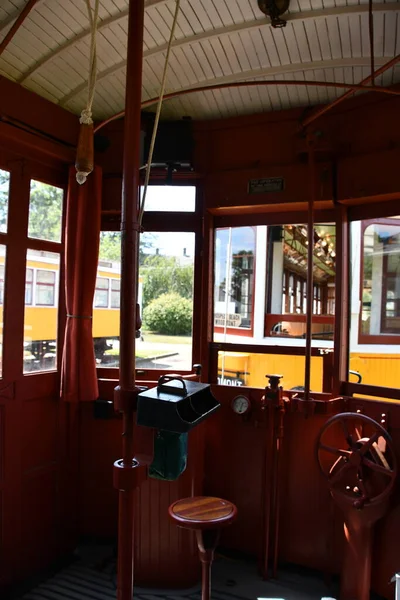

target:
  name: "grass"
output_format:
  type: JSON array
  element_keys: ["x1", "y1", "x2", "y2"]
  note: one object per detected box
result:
[{"x1": 140, "y1": 332, "x2": 192, "y2": 344}]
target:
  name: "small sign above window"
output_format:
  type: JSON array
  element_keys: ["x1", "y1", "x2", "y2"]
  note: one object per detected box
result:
[{"x1": 248, "y1": 177, "x2": 284, "y2": 194}]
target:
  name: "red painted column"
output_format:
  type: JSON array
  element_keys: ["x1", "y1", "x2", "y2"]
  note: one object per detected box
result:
[{"x1": 113, "y1": 1, "x2": 145, "y2": 600}]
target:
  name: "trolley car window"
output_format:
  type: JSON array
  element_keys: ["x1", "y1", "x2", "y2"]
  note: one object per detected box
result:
[
  {"x1": 0, "y1": 265, "x2": 4, "y2": 305},
  {"x1": 214, "y1": 227, "x2": 256, "y2": 338},
  {"x1": 348, "y1": 218, "x2": 400, "y2": 391},
  {"x1": 95, "y1": 277, "x2": 109, "y2": 308},
  {"x1": 111, "y1": 279, "x2": 120, "y2": 309},
  {"x1": 94, "y1": 230, "x2": 195, "y2": 371},
  {"x1": 24, "y1": 251, "x2": 60, "y2": 373},
  {"x1": 266, "y1": 224, "x2": 336, "y2": 342},
  {"x1": 28, "y1": 181, "x2": 64, "y2": 243},
  {"x1": 25, "y1": 268, "x2": 33, "y2": 305},
  {"x1": 0, "y1": 168, "x2": 10, "y2": 233},
  {"x1": 36, "y1": 270, "x2": 56, "y2": 306},
  {"x1": 141, "y1": 185, "x2": 195, "y2": 212}
]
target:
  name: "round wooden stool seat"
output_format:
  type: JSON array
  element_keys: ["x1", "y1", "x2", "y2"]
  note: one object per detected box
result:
[
  {"x1": 169, "y1": 496, "x2": 237, "y2": 600},
  {"x1": 169, "y1": 496, "x2": 237, "y2": 530}
]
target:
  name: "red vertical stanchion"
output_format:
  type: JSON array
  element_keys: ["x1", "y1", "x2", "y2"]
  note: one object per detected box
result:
[{"x1": 113, "y1": 1, "x2": 145, "y2": 600}]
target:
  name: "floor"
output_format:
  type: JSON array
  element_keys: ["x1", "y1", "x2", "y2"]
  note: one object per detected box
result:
[{"x1": 19, "y1": 547, "x2": 340, "y2": 600}]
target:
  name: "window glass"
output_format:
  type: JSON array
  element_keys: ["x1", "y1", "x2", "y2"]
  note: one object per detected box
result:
[
  {"x1": 217, "y1": 351, "x2": 324, "y2": 392},
  {"x1": 0, "y1": 245, "x2": 6, "y2": 376},
  {"x1": 349, "y1": 218, "x2": 400, "y2": 390},
  {"x1": 93, "y1": 231, "x2": 195, "y2": 371},
  {"x1": 214, "y1": 227, "x2": 256, "y2": 337},
  {"x1": 24, "y1": 251, "x2": 60, "y2": 373},
  {"x1": 93, "y1": 233, "x2": 121, "y2": 366},
  {"x1": 0, "y1": 168, "x2": 10, "y2": 233},
  {"x1": 141, "y1": 185, "x2": 195, "y2": 212},
  {"x1": 111, "y1": 279, "x2": 120, "y2": 308},
  {"x1": 0, "y1": 265, "x2": 4, "y2": 305},
  {"x1": 25, "y1": 268, "x2": 33, "y2": 305},
  {"x1": 360, "y1": 220, "x2": 400, "y2": 337},
  {"x1": 36, "y1": 269, "x2": 56, "y2": 305},
  {"x1": 94, "y1": 277, "x2": 109, "y2": 308},
  {"x1": 28, "y1": 180, "x2": 63, "y2": 243},
  {"x1": 265, "y1": 224, "x2": 336, "y2": 341}
]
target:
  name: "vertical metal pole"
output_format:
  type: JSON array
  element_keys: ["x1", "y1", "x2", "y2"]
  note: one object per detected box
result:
[
  {"x1": 113, "y1": 1, "x2": 145, "y2": 600},
  {"x1": 304, "y1": 138, "x2": 316, "y2": 404}
]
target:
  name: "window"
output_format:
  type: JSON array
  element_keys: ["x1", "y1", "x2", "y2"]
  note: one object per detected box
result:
[
  {"x1": 214, "y1": 227, "x2": 256, "y2": 337},
  {"x1": 36, "y1": 269, "x2": 56, "y2": 306},
  {"x1": 25, "y1": 268, "x2": 33, "y2": 305},
  {"x1": 111, "y1": 279, "x2": 120, "y2": 309},
  {"x1": 348, "y1": 218, "x2": 400, "y2": 391},
  {"x1": 141, "y1": 185, "x2": 196, "y2": 212},
  {"x1": 217, "y1": 350, "x2": 324, "y2": 392},
  {"x1": 95, "y1": 277, "x2": 109, "y2": 308},
  {"x1": 24, "y1": 252, "x2": 60, "y2": 373},
  {"x1": 93, "y1": 230, "x2": 195, "y2": 371},
  {"x1": 0, "y1": 168, "x2": 10, "y2": 233},
  {"x1": 266, "y1": 224, "x2": 336, "y2": 341},
  {"x1": 28, "y1": 180, "x2": 63, "y2": 243},
  {"x1": 353, "y1": 218, "x2": 400, "y2": 342},
  {"x1": 0, "y1": 264, "x2": 4, "y2": 305}
]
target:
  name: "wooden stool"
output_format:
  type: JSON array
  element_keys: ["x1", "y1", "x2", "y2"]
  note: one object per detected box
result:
[{"x1": 169, "y1": 497, "x2": 237, "y2": 600}]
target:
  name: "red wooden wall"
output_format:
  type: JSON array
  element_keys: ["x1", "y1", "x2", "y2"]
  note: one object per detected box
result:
[{"x1": 0, "y1": 77, "x2": 79, "y2": 589}]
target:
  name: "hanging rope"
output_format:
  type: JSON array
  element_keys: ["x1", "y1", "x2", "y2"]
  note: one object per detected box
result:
[
  {"x1": 139, "y1": 0, "x2": 181, "y2": 224},
  {"x1": 75, "y1": 0, "x2": 100, "y2": 184}
]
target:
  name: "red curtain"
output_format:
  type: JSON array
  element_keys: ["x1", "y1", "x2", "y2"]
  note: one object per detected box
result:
[{"x1": 61, "y1": 165, "x2": 102, "y2": 402}]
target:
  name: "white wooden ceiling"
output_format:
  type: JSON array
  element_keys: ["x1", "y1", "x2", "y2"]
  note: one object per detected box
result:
[{"x1": 0, "y1": 0, "x2": 399, "y2": 122}]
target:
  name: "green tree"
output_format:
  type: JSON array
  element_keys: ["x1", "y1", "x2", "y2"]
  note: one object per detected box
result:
[
  {"x1": 141, "y1": 254, "x2": 193, "y2": 308},
  {"x1": 98, "y1": 231, "x2": 157, "y2": 264},
  {"x1": 99, "y1": 232, "x2": 121, "y2": 262},
  {"x1": 28, "y1": 180, "x2": 63, "y2": 242}
]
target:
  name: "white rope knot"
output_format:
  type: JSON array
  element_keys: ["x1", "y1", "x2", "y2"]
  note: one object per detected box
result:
[{"x1": 79, "y1": 108, "x2": 93, "y2": 125}]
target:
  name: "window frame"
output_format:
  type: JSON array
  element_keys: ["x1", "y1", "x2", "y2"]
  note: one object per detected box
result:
[
  {"x1": 358, "y1": 218, "x2": 400, "y2": 345},
  {"x1": 96, "y1": 181, "x2": 202, "y2": 381},
  {"x1": 213, "y1": 225, "x2": 256, "y2": 338}
]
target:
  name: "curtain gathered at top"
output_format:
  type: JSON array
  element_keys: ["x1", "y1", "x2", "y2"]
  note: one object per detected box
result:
[{"x1": 61, "y1": 165, "x2": 102, "y2": 402}]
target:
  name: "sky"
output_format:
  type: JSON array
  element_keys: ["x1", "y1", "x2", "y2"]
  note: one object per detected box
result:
[{"x1": 140, "y1": 186, "x2": 196, "y2": 259}]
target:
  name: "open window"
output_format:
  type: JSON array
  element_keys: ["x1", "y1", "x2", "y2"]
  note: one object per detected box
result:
[
  {"x1": 213, "y1": 222, "x2": 336, "y2": 393},
  {"x1": 347, "y1": 215, "x2": 400, "y2": 394},
  {"x1": 95, "y1": 185, "x2": 198, "y2": 376},
  {"x1": 358, "y1": 218, "x2": 400, "y2": 342}
]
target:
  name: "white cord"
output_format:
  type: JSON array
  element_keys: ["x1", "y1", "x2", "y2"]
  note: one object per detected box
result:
[
  {"x1": 80, "y1": 0, "x2": 100, "y2": 125},
  {"x1": 139, "y1": 0, "x2": 181, "y2": 224},
  {"x1": 76, "y1": 0, "x2": 100, "y2": 184}
]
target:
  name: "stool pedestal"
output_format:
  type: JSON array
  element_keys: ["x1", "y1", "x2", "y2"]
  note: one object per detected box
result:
[{"x1": 169, "y1": 497, "x2": 237, "y2": 600}]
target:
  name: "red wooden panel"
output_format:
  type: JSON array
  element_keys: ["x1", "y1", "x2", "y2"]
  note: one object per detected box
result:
[
  {"x1": 205, "y1": 386, "x2": 266, "y2": 556},
  {"x1": 22, "y1": 397, "x2": 57, "y2": 472},
  {"x1": 21, "y1": 469, "x2": 58, "y2": 573},
  {"x1": 79, "y1": 403, "x2": 204, "y2": 588},
  {"x1": 0, "y1": 405, "x2": 3, "y2": 487}
]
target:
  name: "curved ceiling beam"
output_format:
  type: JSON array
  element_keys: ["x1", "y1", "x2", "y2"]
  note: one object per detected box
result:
[
  {"x1": 95, "y1": 78, "x2": 400, "y2": 133},
  {"x1": 19, "y1": 3, "x2": 400, "y2": 87},
  {"x1": 61, "y1": 56, "x2": 398, "y2": 108},
  {"x1": 0, "y1": 0, "x2": 167, "y2": 36},
  {"x1": 0, "y1": 0, "x2": 44, "y2": 35},
  {"x1": 0, "y1": 0, "x2": 39, "y2": 57}
]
